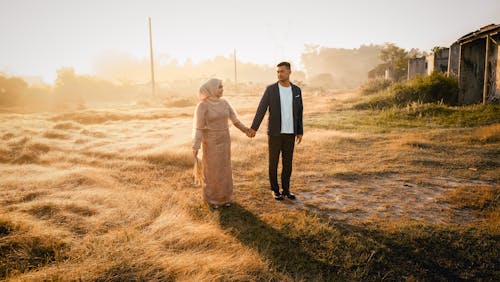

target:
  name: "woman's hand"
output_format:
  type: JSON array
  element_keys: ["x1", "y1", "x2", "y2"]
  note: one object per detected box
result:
[
  {"x1": 193, "y1": 149, "x2": 198, "y2": 158},
  {"x1": 247, "y1": 128, "x2": 256, "y2": 138}
]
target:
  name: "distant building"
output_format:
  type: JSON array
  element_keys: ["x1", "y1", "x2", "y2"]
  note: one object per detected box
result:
[
  {"x1": 367, "y1": 66, "x2": 401, "y2": 81},
  {"x1": 368, "y1": 68, "x2": 384, "y2": 79},
  {"x1": 454, "y1": 24, "x2": 500, "y2": 104},
  {"x1": 407, "y1": 57, "x2": 427, "y2": 80},
  {"x1": 427, "y1": 48, "x2": 449, "y2": 75},
  {"x1": 407, "y1": 48, "x2": 449, "y2": 80},
  {"x1": 447, "y1": 42, "x2": 460, "y2": 77},
  {"x1": 385, "y1": 68, "x2": 395, "y2": 80}
]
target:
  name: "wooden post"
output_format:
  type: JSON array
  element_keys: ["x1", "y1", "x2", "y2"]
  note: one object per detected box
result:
[
  {"x1": 458, "y1": 43, "x2": 463, "y2": 104},
  {"x1": 233, "y1": 49, "x2": 238, "y2": 92},
  {"x1": 483, "y1": 35, "x2": 490, "y2": 105},
  {"x1": 148, "y1": 17, "x2": 157, "y2": 99},
  {"x1": 446, "y1": 47, "x2": 452, "y2": 77},
  {"x1": 407, "y1": 59, "x2": 410, "y2": 81}
]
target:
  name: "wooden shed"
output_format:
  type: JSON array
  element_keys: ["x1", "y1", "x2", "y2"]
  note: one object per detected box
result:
[{"x1": 455, "y1": 24, "x2": 500, "y2": 104}]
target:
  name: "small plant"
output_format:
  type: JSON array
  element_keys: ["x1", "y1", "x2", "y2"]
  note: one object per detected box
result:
[
  {"x1": 359, "y1": 78, "x2": 393, "y2": 95},
  {"x1": 392, "y1": 72, "x2": 459, "y2": 106},
  {"x1": 356, "y1": 72, "x2": 459, "y2": 110}
]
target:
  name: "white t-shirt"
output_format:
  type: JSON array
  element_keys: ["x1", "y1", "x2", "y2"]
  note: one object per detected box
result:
[{"x1": 278, "y1": 83, "x2": 294, "y2": 134}]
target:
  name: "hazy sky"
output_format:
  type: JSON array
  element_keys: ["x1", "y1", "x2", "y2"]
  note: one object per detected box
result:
[{"x1": 1, "y1": 0, "x2": 499, "y2": 83}]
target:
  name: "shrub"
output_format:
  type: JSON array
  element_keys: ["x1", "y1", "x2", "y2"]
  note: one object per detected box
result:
[
  {"x1": 356, "y1": 72, "x2": 459, "y2": 110},
  {"x1": 392, "y1": 72, "x2": 458, "y2": 106},
  {"x1": 359, "y1": 78, "x2": 393, "y2": 95}
]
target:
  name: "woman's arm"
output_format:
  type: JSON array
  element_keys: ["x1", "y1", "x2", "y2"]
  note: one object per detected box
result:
[
  {"x1": 192, "y1": 103, "x2": 206, "y2": 150},
  {"x1": 227, "y1": 101, "x2": 248, "y2": 133}
]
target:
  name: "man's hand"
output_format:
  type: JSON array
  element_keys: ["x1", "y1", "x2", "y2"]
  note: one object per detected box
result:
[
  {"x1": 193, "y1": 149, "x2": 198, "y2": 158},
  {"x1": 247, "y1": 128, "x2": 256, "y2": 138},
  {"x1": 296, "y1": 135, "x2": 302, "y2": 144}
]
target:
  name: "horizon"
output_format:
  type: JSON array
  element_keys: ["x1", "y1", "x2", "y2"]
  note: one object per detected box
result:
[{"x1": 1, "y1": 0, "x2": 500, "y2": 83}]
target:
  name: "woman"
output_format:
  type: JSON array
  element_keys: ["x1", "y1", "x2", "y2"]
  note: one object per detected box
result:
[{"x1": 192, "y1": 78, "x2": 249, "y2": 208}]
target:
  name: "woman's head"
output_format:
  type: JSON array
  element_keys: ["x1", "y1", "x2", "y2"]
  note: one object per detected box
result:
[{"x1": 199, "y1": 78, "x2": 223, "y2": 100}]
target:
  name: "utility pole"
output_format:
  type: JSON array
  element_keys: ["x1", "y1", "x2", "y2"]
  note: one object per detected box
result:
[
  {"x1": 148, "y1": 17, "x2": 157, "y2": 99},
  {"x1": 234, "y1": 49, "x2": 238, "y2": 92}
]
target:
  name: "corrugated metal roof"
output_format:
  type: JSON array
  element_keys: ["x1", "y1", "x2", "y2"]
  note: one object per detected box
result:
[{"x1": 457, "y1": 24, "x2": 500, "y2": 44}]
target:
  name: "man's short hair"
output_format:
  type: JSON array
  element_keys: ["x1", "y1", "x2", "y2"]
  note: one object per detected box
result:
[{"x1": 277, "y1": 62, "x2": 291, "y2": 69}]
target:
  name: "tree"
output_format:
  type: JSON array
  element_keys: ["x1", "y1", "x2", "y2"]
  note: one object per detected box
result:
[
  {"x1": 379, "y1": 43, "x2": 408, "y2": 81},
  {"x1": 54, "y1": 67, "x2": 85, "y2": 108},
  {"x1": 368, "y1": 64, "x2": 388, "y2": 79},
  {"x1": 0, "y1": 75, "x2": 28, "y2": 106},
  {"x1": 408, "y1": 48, "x2": 427, "y2": 59},
  {"x1": 366, "y1": 43, "x2": 421, "y2": 82},
  {"x1": 301, "y1": 44, "x2": 383, "y2": 88}
]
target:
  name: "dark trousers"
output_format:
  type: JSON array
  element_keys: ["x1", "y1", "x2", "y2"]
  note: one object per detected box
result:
[{"x1": 268, "y1": 134, "x2": 295, "y2": 194}]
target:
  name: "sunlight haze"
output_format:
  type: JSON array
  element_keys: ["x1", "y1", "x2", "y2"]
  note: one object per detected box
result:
[{"x1": 1, "y1": 0, "x2": 499, "y2": 82}]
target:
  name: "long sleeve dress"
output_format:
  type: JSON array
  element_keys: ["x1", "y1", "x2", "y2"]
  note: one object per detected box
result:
[{"x1": 192, "y1": 98, "x2": 248, "y2": 205}]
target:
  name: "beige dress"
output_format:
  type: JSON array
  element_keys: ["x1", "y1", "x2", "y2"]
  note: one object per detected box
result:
[{"x1": 192, "y1": 98, "x2": 248, "y2": 205}]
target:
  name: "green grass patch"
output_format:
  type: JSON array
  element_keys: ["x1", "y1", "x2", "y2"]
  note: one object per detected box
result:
[
  {"x1": 355, "y1": 72, "x2": 459, "y2": 110},
  {"x1": 308, "y1": 104, "x2": 500, "y2": 131},
  {"x1": 359, "y1": 78, "x2": 393, "y2": 95}
]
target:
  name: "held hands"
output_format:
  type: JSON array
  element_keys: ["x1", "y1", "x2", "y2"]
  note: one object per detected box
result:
[
  {"x1": 246, "y1": 128, "x2": 256, "y2": 138},
  {"x1": 244, "y1": 127, "x2": 301, "y2": 143},
  {"x1": 193, "y1": 149, "x2": 198, "y2": 158},
  {"x1": 244, "y1": 128, "x2": 301, "y2": 143}
]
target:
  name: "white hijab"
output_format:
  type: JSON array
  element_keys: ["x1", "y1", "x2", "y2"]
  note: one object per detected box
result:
[{"x1": 198, "y1": 78, "x2": 222, "y2": 102}]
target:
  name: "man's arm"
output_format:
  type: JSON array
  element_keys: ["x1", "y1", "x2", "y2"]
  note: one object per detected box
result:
[
  {"x1": 250, "y1": 87, "x2": 270, "y2": 132},
  {"x1": 296, "y1": 87, "x2": 303, "y2": 143}
]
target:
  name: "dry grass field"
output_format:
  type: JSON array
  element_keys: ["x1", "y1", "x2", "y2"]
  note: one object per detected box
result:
[{"x1": 0, "y1": 90, "x2": 498, "y2": 281}]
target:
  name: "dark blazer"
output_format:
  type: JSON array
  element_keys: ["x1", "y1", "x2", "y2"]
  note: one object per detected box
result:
[{"x1": 251, "y1": 82, "x2": 303, "y2": 136}]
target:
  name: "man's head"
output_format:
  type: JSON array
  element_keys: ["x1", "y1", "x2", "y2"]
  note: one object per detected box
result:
[{"x1": 276, "y1": 62, "x2": 291, "y2": 83}]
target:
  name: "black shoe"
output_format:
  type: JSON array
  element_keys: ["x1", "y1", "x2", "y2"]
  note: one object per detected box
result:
[
  {"x1": 283, "y1": 192, "x2": 296, "y2": 200},
  {"x1": 272, "y1": 191, "x2": 284, "y2": 201}
]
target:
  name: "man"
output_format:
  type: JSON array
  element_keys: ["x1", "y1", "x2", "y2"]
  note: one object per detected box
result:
[{"x1": 248, "y1": 62, "x2": 303, "y2": 200}]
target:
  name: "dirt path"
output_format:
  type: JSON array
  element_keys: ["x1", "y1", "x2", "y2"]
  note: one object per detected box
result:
[{"x1": 292, "y1": 174, "x2": 494, "y2": 226}]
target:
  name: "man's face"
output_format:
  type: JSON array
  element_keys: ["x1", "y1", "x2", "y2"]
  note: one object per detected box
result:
[{"x1": 277, "y1": 66, "x2": 291, "y2": 82}]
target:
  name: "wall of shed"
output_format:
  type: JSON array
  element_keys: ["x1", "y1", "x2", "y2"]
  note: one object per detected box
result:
[
  {"x1": 458, "y1": 39, "x2": 486, "y2": 104},
  {"x1": 448, "y1": 43, "x2": 460, "y2": 77},
  {"x1": 408, "y1": 57, "x2": 427, "y2": 80},
  {"x1": 488, "y1": 34, "x2": 500, "y2": 101}
]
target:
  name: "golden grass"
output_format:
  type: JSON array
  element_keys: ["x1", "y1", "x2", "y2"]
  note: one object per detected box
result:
[
  {"x1": 0, "y1": 215, "x2": 68, "y2": 278},
  {"x1": 0, "y1": 92, "x2": 498, "y2": 280},
  {"x1": 52, "y1": 122, "x2": 82, "y2": 130},
  {"x1": 472, "y1": 123, "x2": 500, "y2": 143},
  {"x1": 162, "y1": 96, "x2": 197, "y2": 108},
  {"x1": 0, "y1": 108, "x2": 280, "y2": 280},
  {"x1": 443, "y1": 186, "x2": 498, "y2": 210},
  {"x1": 0, "y1": 137, "x2": 51, "y2": 164},
  {"x1": 440, "y1": 185, "x2": 499, "y2": 231}
]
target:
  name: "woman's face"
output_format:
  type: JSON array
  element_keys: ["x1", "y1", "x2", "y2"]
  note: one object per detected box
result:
[{"x1": 216, "y1": 83, "x2": 224, "y2": 97}]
